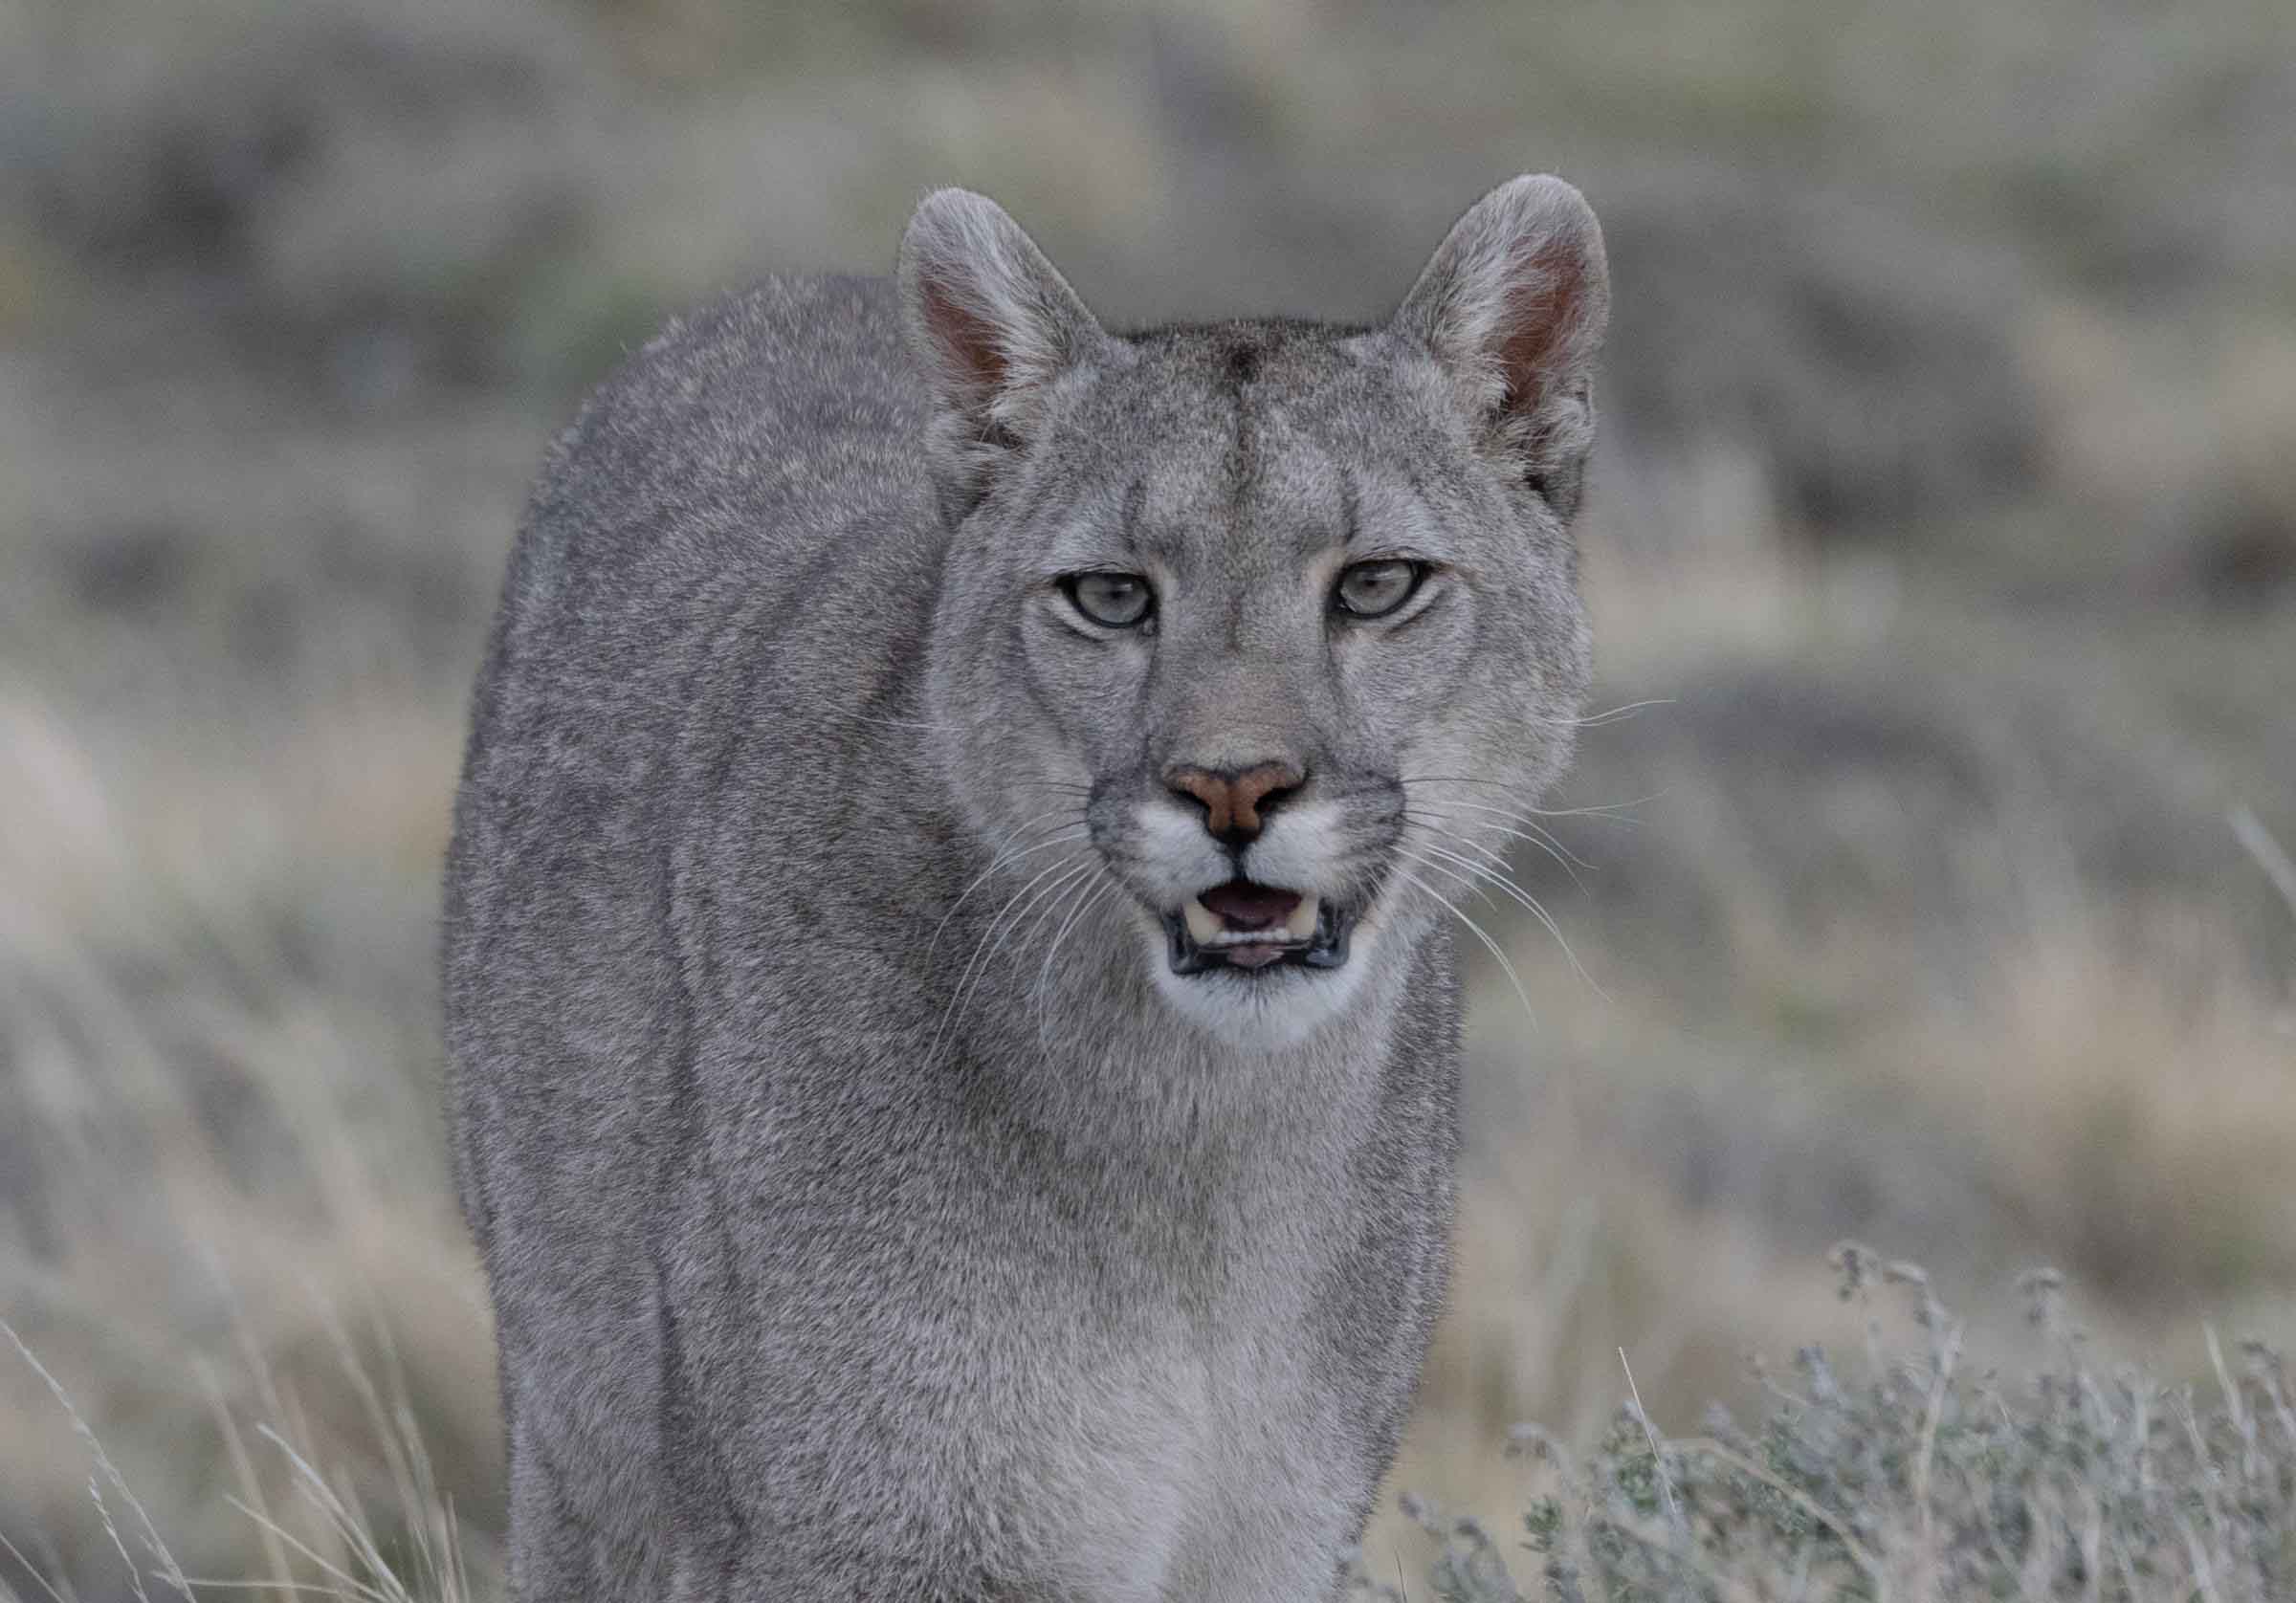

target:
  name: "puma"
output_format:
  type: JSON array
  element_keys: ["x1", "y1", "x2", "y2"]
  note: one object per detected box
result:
[{"x1": 443, "y1": 174, "x2": 1608, "y2": 1600}]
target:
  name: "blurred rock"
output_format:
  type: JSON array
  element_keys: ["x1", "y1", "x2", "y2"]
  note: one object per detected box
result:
[
  {"x1": 63, "y1": 520, "x2": 196, "y2": 612},
  {"x1": 8, "y1": 0, "x2": 607, "y2": 397},
  {"x1": 1600, "y1": 169, "x2": 2041, "y2": 539}
]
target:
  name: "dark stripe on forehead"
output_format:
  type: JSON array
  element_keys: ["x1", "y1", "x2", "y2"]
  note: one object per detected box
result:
[
  {"x1": 1339, "y1": 465, "x2": 1361, "y2": 548},
  {"x1": 1225, "y1": 340, "x2": 1262, "y2": 517},
  {"x1": 1120, "y1": 474, "x2": 1147, "y2": 548}
]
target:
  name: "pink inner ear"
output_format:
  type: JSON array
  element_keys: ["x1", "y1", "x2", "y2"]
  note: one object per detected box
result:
[
  {"x1": 1495, "y1": 238, "x2": 1589, "y2": 413},
  {"x1": 919, "y1": 277, "x2": 1005, "y2": 400}
]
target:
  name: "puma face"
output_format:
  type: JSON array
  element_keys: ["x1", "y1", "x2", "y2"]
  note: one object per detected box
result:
[{"x1": 907, "y1": 178, "x2": 1607, "y2": 1046}]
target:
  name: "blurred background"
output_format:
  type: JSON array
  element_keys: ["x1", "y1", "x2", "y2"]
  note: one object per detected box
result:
[{"x1": 3, "y1": 0, "x2": 2292, "y2": 1594}]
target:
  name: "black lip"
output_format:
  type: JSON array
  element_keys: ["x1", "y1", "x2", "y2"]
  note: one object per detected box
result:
[{"x1": 1164, "y1": 897, "x2": 1355, "y2": 977}]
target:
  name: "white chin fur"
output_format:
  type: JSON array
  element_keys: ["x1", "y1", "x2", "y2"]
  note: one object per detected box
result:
[{"x1": 1148, "y1": 917, "x2": 1376, "y2": 1052}]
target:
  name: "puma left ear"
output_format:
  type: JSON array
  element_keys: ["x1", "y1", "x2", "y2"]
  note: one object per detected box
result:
[
  {"x1": 898, "y1": 188, "x2": 1113, "y2": 523},
  {"x1": 1391, "y1": 175, "x2": 1610, "y2": 517}
]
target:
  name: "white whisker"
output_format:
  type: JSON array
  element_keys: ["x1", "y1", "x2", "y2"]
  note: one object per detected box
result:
[
  {"x1": 1404, "y1": 808, "x2": 1591, "y2": 897},
  {"x1": 1394, "y1": 845, "x2": 1498, "y2": 911},
  {"x1": 1526, "y1": 696, "x2": 1676, "y2": 729},
  {"x1": 963, "y1": 857, "x2": 1097, "y2": 1016},
  {"x1": 1027, "y1": 867, "x2": 1108, "y2": 1005},
  {"x1": 931, "y1": 854, "x2": 1095, "y2": 1057},
  {"x1": 1033, "y1": 877, "x2": 1121, "y2": 1044},
  {"x1": 1399, "y1": 776, "x2": 1662, "y2": 823},
  {"x1": 1391, "y1": 867, "x2": 1539, "y2": 1032},
  {"x1": 928, "y1": 820, "x2": 1090, "y2": 958},
  {"x1": 1407, "y1": 799, "x2": 1595, "y2": 874},
  {"x1": 1406, "y1": 840, "x2": 1605, "y2": 1000}
]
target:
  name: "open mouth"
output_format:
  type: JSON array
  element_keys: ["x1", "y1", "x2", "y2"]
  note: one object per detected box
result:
[{"x1": 1163, "y1": 880, "x2": 1354, "y2": 976}]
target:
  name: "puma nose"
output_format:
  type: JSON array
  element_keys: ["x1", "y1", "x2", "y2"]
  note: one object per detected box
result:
[{"x1": 1163, "y1": 762, "x2": 1304, "y2": 845}]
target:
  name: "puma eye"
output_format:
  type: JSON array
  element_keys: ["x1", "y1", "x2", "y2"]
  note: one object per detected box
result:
[
  {"x1": 1063, "y1": 570, "x2": 1154, "y2": 628},
  {"x1": 1333, "y1": 559, "x2": 1424, "y2": 620}
]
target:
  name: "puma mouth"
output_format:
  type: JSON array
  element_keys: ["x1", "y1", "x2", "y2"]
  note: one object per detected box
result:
[{"x1": 1164, "y1": 881, "x2": 1354, "y2": 976}]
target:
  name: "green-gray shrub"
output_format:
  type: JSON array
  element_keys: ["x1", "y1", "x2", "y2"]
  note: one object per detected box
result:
[{"x1": 1362, "y1": 1246, "x2": 2296, "y2": 1602}]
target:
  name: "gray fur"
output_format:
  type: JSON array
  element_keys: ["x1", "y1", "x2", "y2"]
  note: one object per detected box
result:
[{"x1": 443, "y1": 174, "x2": 1607, "y2": 1601}]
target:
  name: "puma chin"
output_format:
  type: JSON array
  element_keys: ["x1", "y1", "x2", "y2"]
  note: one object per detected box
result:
[{"x1": 1145, "y1": 889, "x2": 1383, "y2": 1048}]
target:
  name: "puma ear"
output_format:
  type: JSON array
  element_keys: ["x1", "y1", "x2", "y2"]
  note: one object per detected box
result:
[
  {"x1": 898, "y1": 188, "x2": 1111, "y2": 522},
  {"x1": 1391, "y1": 175, "x2": 1610, "y2": 516}
]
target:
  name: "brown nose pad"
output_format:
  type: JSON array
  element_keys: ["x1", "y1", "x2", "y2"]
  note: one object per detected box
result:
[{"x1": 1163, "y1": 762, "x2": 1304, "y2": 845}]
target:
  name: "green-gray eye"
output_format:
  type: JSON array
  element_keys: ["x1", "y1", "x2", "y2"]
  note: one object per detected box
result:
[
  {"x1": 1334, "y1": 560, "x2": 1424, "y2": 619},
  {"x1": 1065, "y1": 571, "x2": 1154, "y2": 628}
]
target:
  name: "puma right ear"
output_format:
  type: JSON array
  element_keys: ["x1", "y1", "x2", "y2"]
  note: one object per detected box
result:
[
  {"x1": 1391, "y1": 175, "x2": 1610, "y2": 517},
  {"x1": 898, "y1": 188, "x2": 1112, "y2": 523}
]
